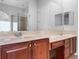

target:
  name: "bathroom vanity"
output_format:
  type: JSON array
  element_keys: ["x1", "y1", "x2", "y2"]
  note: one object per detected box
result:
[
  {"x1": 50, "y1": 36, "x2": 76, "y2": 59},
  {"x1": 0, "y1": 34, "x2": 77, "y2": 59}
]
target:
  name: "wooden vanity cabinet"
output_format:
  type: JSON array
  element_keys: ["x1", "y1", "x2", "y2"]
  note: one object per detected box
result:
[
  {"x1": 32, "y1": 39, "x2": 49, "y2": 59},
  {"x1": 51, "y1": 41, "x2": 64, "y2": 49},
  {"x1": 50, "y1": 36, "x2": 77, "y2": 59},
  {"x1": 64, "y1": 39, "x2": 70, "y2": 59},
  {"x1": 50, "y1": 41, "x2": 64, "y2": 59},
  {"x1": 1, "y1": 42, "x2": 31, "y2": 59},
  {"x1": 64, "y1": 37, "x2": 77, "y2": 59},
  {"x1": 1, "y1": 38, "x2": 49, "y2": 59},
  {"x1": 0, "y1": 37, "x2": 77, "y2": 59}
]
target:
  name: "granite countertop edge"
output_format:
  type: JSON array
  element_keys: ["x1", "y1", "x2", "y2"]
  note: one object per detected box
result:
[{"x1": 0, "y1": 34, "x2": 77, "y2": 46}]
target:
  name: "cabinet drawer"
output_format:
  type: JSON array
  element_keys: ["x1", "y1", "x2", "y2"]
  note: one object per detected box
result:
[
  {"x1": 65, "y1": 39, "x2": 70, "y2": 44},
  {"x1": 51, "y1": 41, "x2": 64, "y2": 49}
]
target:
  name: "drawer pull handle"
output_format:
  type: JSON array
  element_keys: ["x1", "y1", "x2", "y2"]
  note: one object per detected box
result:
[
  {"x1": 34, "y1": 43, "x2": 37, "y2": 46},
  {"x1": 29, "y1": 44, "x2": 32, "y2": 47}
]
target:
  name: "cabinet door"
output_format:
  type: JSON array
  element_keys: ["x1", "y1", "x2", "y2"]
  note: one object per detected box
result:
[
  {"x1": 70, "y1": 38, "x2": 73, "y2": 55},
  {"x1": 2, "y1": 42, "x2": 31, "y2": 59},
  {"x1": 70, "y1": 37, "x2": 77, "y2": 55},
  {"x1": 64, "y1": 48, "x2": 70, "y2": 59},
  {"x1": 0, "y1": 47, "x2": 1, "y2": 59},
  {"x1": 72, "y1": 37, "x2": 77, "y2": 54},
  {"x1": 64, "y1": 39, "x2": 70, "y2": 59},
  {"x1": 73, "y1": 37, "x2": 76, "y2": 53},
  {"x1": 32, "y1": 38, "x2": 49, "y2": 59}
]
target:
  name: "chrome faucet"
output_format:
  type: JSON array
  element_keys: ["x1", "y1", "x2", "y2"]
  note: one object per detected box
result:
[{"x1": 14, "y1": 31, "x2": 22, "y2": 37}]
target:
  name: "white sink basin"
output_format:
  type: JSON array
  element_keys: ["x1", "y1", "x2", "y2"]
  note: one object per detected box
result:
[
  {"x1": 49, "y1": 35, "x2": 63, "y2": 42},
  {"x1": 50, "y1": 35, "x2": 62, "y2": 39}
]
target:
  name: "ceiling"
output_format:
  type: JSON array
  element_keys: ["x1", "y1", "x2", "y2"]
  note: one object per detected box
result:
[{"x1": 0, "y1": 0, "x2": 29, "y2": 9}]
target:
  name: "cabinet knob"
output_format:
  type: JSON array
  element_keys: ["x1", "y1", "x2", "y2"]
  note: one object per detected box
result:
[
  {"x1": 29, "y1": 44, "x2": 32, "y2": 47},
  {"x1": 34, "y1": 43, "x2": 37, "y2": 46}
]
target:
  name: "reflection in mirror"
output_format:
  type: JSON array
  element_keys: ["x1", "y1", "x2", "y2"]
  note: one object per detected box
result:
[
  {"x1": 0, "y1": 0, "x2": 64, "y2": 32},
  {"x1": 0, "y1": 1, "x2": 28, "y2": 32},
  {"x1": 64, "y1": 12, "x2": 74, "y2": 25},
  {"x1": 64, "y1": 12, "x2": 69, "y2": 25},
  {"x1": 0, "y1": 11, "x2": 27, "y2": 32},
  {"x1": 0, "y1": 11, "x2": 11, "y2": 31},
  {"x1": 10, "y1": 15, "x2": 27, "y2": 31},
  {"x1": 11, "y1": 15, "x2": 18, "y2": 31},
  {"x1": 0, "y1": 12, "x2": 19, "y2": 32},
  {"x1": 18, "y1": 16, "x2": 27, "y2": 31},
  {"x1": 55, "y1": 14, "x2": 62, "y2": 26},
  {"x1": 37, "y1": 0, "x2": 64, "y2": 31},
  {"x1": 55, "y1": 12, "x2": 74, "y2": 26},
  {"x1": 0, "y1": 0, "x2": 69, "y2": 33}
]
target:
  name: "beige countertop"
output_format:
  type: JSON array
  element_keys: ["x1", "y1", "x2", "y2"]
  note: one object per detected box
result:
[
  {"x1": 0, "y1": 33, "x2": 77, "y2": 46},
  {"x1": 49, "y1": 34, "x2": 76, "y2": 42}
]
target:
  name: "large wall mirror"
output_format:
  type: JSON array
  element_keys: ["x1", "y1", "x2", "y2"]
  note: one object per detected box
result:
[
  {"x1": 0, "y1": 0, "x2": 64, "y2": 32},
  {"x1": 0, "y1": 0, "x2": 76, "y2": 32}
]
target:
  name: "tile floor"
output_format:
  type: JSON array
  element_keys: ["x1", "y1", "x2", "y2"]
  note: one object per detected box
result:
[{"x1": 68, "y1": 55, "x2": 78, "y2": 59}]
